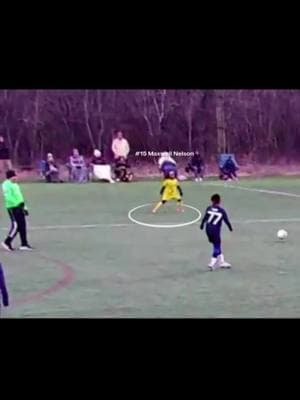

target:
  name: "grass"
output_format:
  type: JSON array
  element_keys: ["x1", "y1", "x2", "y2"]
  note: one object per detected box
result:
[{"x1": 3, "y1": 177, "x2": 300, "y2": 318}]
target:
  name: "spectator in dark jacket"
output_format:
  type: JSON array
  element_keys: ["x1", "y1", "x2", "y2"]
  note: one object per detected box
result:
[
  {"x1": 114, "y1": 157, "x2": 133, "y2": 182},
  {"x1": 219, "y1": 156, "x2": 239, "y2": 181},
  {"x1": 91, "y1": 149, "x2": 114, "y2": 183},
  {"x1": 45, "y1": 153, "x2": 61, "y2": 183},
  {"x1": 91, "y1": 149, "x2": 107, "y2": 165},
  {"x1": 186, "y1": 151, "x2": 205, "y2": 181}
]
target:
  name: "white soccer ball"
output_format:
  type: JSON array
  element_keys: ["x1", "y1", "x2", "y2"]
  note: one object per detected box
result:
[
  {"x1": 277, "y1": 229, "x2": 288, "y2": 240},
  {"x1": 94, "y1": 149, "x2": 101, "y2": 157}
]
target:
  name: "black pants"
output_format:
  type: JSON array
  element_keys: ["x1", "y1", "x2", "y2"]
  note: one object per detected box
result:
[
  {"x1": 5, "y1": 207, "x2": 28, "y2": 247},
  {"x1": 220, "y1": 168, "x2": 237, "y2": 180},
  {"x1": 115, "y1": 167, "x2": 133, "y2": 182},
  {"x1": 46, "y1": 171, "x2": 60, "y2": 183},
  {"x1": 186, "y1": 164, "x2": 204, "y2": 178}
]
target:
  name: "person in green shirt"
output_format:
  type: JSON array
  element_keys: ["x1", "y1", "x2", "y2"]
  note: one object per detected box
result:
[{"x1": 1, "y1": 170, "x2": 32, "y2": 251}]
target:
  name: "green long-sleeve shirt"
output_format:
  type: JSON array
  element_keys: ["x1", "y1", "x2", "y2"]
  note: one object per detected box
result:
[{"x1": 2, "y1": 179, "x2": 25, "y2": 209}]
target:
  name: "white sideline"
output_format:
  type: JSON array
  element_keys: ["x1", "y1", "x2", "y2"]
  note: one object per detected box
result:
[
  {"x1": 0, "y1": 217, "x2": 299, "y2": 232},
  {"x1": 0, "y1": 223, "x2": 130, "y2": 231},
  {"x1": 207, "y1": 181, "x2": 300, "y2": 199},
  {"x1": 0, "y1": 182, "x2": 298, "y2": 232}
]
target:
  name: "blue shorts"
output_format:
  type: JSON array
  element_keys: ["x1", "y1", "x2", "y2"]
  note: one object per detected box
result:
[{"x1": 206, "y1": 230, "x2": 221, "y2": 246}]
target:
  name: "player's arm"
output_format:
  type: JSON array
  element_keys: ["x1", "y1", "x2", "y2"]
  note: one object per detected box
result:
[
  {"x1": 200, "y1": 208, "x2": 209, "y2": 230},
  {"x1": 160, "y1": 184, "x2": 166, "y2": 196},
  {"x1": 223, "y1": 210, "x2": 233, "y2": 231},
  {"x1": 177, "y1": 185, "x2": 183, "y2": 197}
]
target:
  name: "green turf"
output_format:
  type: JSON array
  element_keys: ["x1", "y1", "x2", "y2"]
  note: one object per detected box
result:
[{"x1": 3, "y1": 177, "x2": 300, "y2": 318}]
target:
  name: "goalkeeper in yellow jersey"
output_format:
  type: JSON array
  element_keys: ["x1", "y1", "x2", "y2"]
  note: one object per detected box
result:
[{"x1": 152, "y1": 170, "x2": 184, "y2": 213}]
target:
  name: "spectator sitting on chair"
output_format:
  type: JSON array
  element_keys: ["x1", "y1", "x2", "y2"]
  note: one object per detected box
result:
[
  {"x1": 69, "y1": 148, "x2": 88, "y2": 183},
  {"x1": 112, "y1": 131, "x2": 130, "y2": 160},
  {"x1": 45, "y1": 153, "x2": 61, "y2": 183},
  {"x1": 91, "y1": 149, "x2": 107, "y2": 165},
  {"x1": 91, "y1": 149, "x2": 114, "y2": 183},
  {"x1": 158, "y1": 152, "x2": 177, "y2": 178},
  {"x1": 185, "y1": 150, "x2": 204, "y2": 182},
  {"x1": 220, "y1": 156, "x2": 239, "y2": 181},
  {"x1": 114, "y1": 157, "x2": 133, "y2": 182}
]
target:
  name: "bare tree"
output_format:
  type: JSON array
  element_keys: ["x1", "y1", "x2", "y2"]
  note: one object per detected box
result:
[
  {"x1": 215, "y1": 90, "x2": 227, "y2": 153},
  {"x1": 0, "y1": 89, "x2": 300, "y2": 165},
  {"x1": 83, "y1": 90, "x2": 96, "y2": 149}
]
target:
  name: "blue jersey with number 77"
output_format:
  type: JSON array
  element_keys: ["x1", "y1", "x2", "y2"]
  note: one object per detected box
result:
[{"x1": 200, "y1": 205, "x2": 233, "y2": 234}]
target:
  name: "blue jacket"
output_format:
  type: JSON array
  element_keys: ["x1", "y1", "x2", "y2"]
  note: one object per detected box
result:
[{"x1": 0, "y1": 263, "x2": 9, "y2": 307}]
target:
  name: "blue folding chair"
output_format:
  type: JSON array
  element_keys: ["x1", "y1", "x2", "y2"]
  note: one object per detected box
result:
[{"x1": 38, "y1": 160, "x2": 47, "y2": 178}]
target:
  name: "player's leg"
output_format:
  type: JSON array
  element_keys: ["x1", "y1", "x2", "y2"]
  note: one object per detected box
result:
[
  {"x1": 2, "y1": 209, "x2": 18, "y2": 251},
  {"x1": 207, "y1": 233, "x2": 221, "y2": 270},
  {"x1": 176, "y1": 198, "x2": 184, "y2": 212},
  {"x1": 216, "y1": 238, "x2": 231, "y2": 268},
  {"x1": 218, "y1": 252, "x2": 231, "y2": 268},
  {"x1": 152, "y1": 200, "x2": 166, "y2": 213},
  {"x1": 15, "y1": 208, "x2": 31, "y2": 250}
]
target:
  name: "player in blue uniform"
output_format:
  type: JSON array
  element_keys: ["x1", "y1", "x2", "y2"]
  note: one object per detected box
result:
[
  {"x1": 0, "y1": 263, "x2": 9, "y2": 316},
  {"x1": 200, "y1": 194, "x2": 233, "y2": 270}
]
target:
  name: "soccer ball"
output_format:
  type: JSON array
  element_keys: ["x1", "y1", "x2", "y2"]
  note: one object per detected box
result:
[{"x1": 277, "y1": 229, "x2": 288, "y2": 240}]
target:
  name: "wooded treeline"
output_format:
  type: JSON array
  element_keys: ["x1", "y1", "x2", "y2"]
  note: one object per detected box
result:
[{"x1": 0, "y1": 89, "x2": 299, "y2": 164}]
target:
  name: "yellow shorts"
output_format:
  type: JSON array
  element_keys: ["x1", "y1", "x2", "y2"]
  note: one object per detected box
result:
[{"x1": 162, "y1": 193, "x2": 181, "y2": 202}]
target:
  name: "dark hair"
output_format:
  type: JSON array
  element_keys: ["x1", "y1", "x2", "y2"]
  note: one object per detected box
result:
[
  {"x1": 211, "y1": 194, "x2": 221, "y2": 204},
  {"x1": 6, "y1": 170, "x2": 16, "y2": 179}
]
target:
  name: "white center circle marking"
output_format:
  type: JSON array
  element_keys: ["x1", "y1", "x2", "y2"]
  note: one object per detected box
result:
[{"x1": 128, "y1": 203, "x2": 202, "y2": 228}]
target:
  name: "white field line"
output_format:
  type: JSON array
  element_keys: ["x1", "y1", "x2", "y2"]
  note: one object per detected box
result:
[
  {"x1": 206, "y1": 181, "x2": 300, "y2": 199},
  {"x1": 1, "y1": 183, "x2": 299, "y2": 232},
  {"x1": 0, "y1": 217, "x2": 299, "y2": 232}
]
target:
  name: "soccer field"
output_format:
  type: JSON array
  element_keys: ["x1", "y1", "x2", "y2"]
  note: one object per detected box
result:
[{"x1": 3, "y1": 177, "x2": 300, "y2": 318}]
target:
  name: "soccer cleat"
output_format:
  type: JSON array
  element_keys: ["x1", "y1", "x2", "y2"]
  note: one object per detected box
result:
[
  {"x1": 219, "y1": 261, "x2": 231, "y2": 268},
  {"x1": 218, "y1": 254, "x2": 231, "y2": 268},
  {"x1": 1, "y1": 242, "x2": 14, "y2": 252},
  {"x1": 19, "y1": 245, "x2": 33, "y2": 251},
  {"x1": 208, "y1": 257, "x2": 217, "y2": 270}
]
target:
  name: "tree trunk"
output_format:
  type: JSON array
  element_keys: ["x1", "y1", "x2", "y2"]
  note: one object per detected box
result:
[
  {"x1": 215, "y1": 90, "x2": 226, "y2": 153},
  {"x1": 31, "y1": 90, "x2": 41, "y2": 163},
  {"x1": 83, "y1": 90, "x2": 96, "y2": 149},
  {"x1": 96, "y1": 90, "x2": 104, "y2": 151}
]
